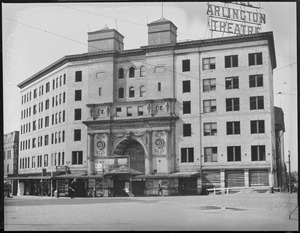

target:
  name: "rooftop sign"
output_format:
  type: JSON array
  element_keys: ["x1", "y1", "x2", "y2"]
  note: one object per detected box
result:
[{"x1": 207, "y1": 2, "x2": 266, "y2": 36}]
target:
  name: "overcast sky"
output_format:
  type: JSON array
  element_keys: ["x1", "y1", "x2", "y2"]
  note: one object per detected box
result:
[{"x1": 2, "y1": 2, "x2": 297, "y2": 171}]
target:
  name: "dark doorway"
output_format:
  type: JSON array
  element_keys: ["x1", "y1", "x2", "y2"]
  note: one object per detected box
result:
[
  {"x1": 132, "y1": 181, "x2": 145, "y2": 196},
  {"x1": 123, "y1": 140, "x2": 145, "y2": 174},
  {"x1": 179, "y1": 178, "x2": 197, "y2": 195}
]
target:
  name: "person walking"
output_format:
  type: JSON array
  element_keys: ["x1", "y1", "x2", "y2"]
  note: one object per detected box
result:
[
  {"x1": 158, "y1": 180, "x2": 164, "y2": 197},
  {"x1": 69, "y1": 178, "x2": 77, "y2": 198}
]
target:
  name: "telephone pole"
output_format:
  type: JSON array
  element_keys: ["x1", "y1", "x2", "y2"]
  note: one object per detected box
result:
[{"x1": 288, "y1": 150, "x2": 292, "y2": 193}]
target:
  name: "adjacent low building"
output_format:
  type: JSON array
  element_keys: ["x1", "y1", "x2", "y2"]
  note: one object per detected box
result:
[{"x1": 14, "y1": 17, "x2": 285, "y2": 197}]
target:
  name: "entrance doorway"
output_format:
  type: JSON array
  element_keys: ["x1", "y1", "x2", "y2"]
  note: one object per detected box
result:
[{"x1": 122, "y1": 140, "x2": 145, "y2": 174}]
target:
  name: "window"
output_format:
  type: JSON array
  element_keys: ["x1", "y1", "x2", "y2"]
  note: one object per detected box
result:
[
  {"x1": 62, "y1": 131, "x2": 65, "y2": 142},
  {"x1": 45, "y1": 116, "x2": 49, "y2": 127},
  {"x1": 33, "y1": 121, "x2": 36, "y2": 131},
  {"x1": 32, "y1": 156, "x2": 36, "y2": 168},
  {"x1": 129, "y1": 67, "x2": 135, "y2": 78},
  {"x1": 74, "y1": 129, "x2": 81, "y2": 141},
  {"x1": 158, "y1": 82, "x2": 161, "y2": 92},
  {"x1": 227, "y1": 146, "x2": 241, "y2": 161},
  {"x1": 203, "y1": 79, "x2": 216, "y2": 92},
  {"x1": 56, "y1": 78, "x2": 58, "y2": 88},
  {"x1": 75, "y1": 71, "x2": 82, "y2": 82},
  {"x1": 129, "y1": 87, "x2": 135, "y2": 98},
  {"x1": 32, "y1": 138, "x2": 36, "y2": 148},
  {"x1": 251, "y1": 145, "x2": 266, "y2": 161},
  {"x1": 63, "y1": 74, "x2": 66, "y2": 85},
  {"x1": 203, "y1": 99, "x2": 216, "y2": 113},
  {"x1": 63, "y1": 111, "x2": 65, "y2": 122},
  {"x1": 182, "y1": 80, "x2": 191, "y2": 93},
  {"x1": 44, "y1": 154, "x2": 48, "y2": 167},
  {"x1": 118, "y1": 68, "x2": 124, "y2": 79},
  {"x1": 225, "y1": 76, "x2": 239, "y2": 89},
  {"x1": 250, "y1": 96, "x2": 264, "y2": 110},
  {"x1": 75, "y1": 109, "x2": 82, "y2": 120},
  {"x1": 181, "y1": 148, "x2": 194, "y2": 163},
  {"x1": 34, "y1": 89, "x2": 37, "y2": 98},
  {"x1": 63, "y1": 92, "x2": 66, "y2": 103},
  {"x1": 227, "y1": 121, "x2": 240, "y2": 135},
  {"x1": 250, "y1": 120, "x2": 265, "y2": 134},
  {"x1": 183, "y1": 124, "x2": 191, "y2": 137},
  {"x1": 46, "y1": 82, "x2": 50, "y2": 93},
  {"x1": 204, "y1": 122, "x2": 217, "y2": 136},
  {"x1": 44, "y1": 135, "x2": 49, "y2": 146},
  {"x1": 127, "y1": 107, "x2": 132, "y2": 116},
  {"x1": 75, "y1": 90, "x2": 82, "y2": 101},
  {"x1": 59, "y1": 94, "x2": 62, "y2": 105},
  {"x1": 99, "y1": 87, "x2": 102, "y2": 96},
  {"x1": 204, "y1": 147, "x2": 218, "y2": 162},
  {"x1": 226, "y1": 98, "x2": 240, "y2": 111},
  {"x1": 138, "y1": 106, "x2": 144, "y2": 116},
  {"x1": 72, "y1": 151, "x2": 83, "y2": 165},
  {"x1": 116, "y1": 107, "x2": 122, "y2": 117},
  {"x1": 225, "y1": 55, "x2": 238, "y2": 68},
  {"x1": 118, "y1": 87, "x2": 124, "y2": 99},
  {"x1": 140, "y1": 86, "x2": 146, "y2": 97},
  {"x1": 140, "y1": 66, "x2": 145, "y2": 77},
  {"x1": 183, "y1": 101, "x2": 191, "y2": 114},
  {"x1": 249, "y1": 74, "x2": 263, "y2": 87},
  {"x1": 53, "y1": 79, "x2": 55, "y2": 90},
  {"x1": 182, "y1": 59, "x2": 190, "y2": 72},
  {"x1": 202, "y1": 57, "x2": 216, "y2": 70},
  {"x1": 62, "y1": 152, "x2": 65, "y2": 165},
  {"x1": 45, "y1": 99, "x2": 50, "y2": 110},
  {"x1": 249, "y1": 52, "x2": 263, "y2": 66},
  {"x1": 60, "y1": 76, "x2": 62, "y2": 86}
]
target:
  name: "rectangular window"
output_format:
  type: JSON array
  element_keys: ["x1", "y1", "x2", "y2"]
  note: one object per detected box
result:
[
  {"x1": 63, "y1": 111, "x2": 65, "y2": 122},
  {"x1": 226, "y1": 98, "x2": 240, "y2": 111},
  {"x1": 99, "y1": 87, "x2": 102, "y2": 96},
  {"x1": 182, "y1": 59, "x2": 190, "y2": 72},
  {"x1": 225, "y1": 76, "x2": 239, "y2": 89},
  {"x1": 203, "y1": 99, "x2": 216, "y2": 113},
  {"x1": 46, "y1": 82, "x2": 50, "y2": 93},
  {"x1": 33, "y1": 89, "x2": 37, "y2": 98},
  {"x1": 202, "y1": 57, "x2": 216, "y2": 70},
  {"x1": 60, "y1": 76, "x2": 62, "y2": 86},
  {"x1": 249, "y1": 52, "x2": 263, "y2": 66},
  {"x1": 227, "y1": 121, "x2": 240, "y2": 135},
  {"x1": 250, "y1": 96, "x2": 264, "y2": 110},
  {"x1": 251, "y1": 145, "x2": 266, "y2": 161},
  {"x1": 45, "y1": 99, "x2": 50, "y2": 110},
  {"x1": 75, "y1": 90, "x2": 82, "y2": 101},
  {"x1": 45, "y1": 116, "x2": 49, "y2": 127},
  {"x1": 63, "y1": 92, "x2": 66, "y2": 103},
  {"x1": 204, "y1": 122, "x2": 217, "y2": 136},
  {"x1": 33, "y1": 105, "x2": 37, "y2": 114},
  {"x1": 181, "y1": 148, "x2": 194, "y2": 163},
  {"x1": 183, "y1": 101, "x2": 191, "y2": 114},
  {"x1": 203, "y1": 79, "x2": 216, "y2": 92},
  {"x1": 62, "y1": 131, "x2": 65, "y2": 142},
  {"x1": 127, "y1": 107, "x2": 132, "y2": 117},
  {"x1": 75, "y1": 71, "x2": 82, "y2": 82},
  {"x1": 72, "y1": 151, "x2": 83, "y2": 165},
  {"x1": 227, "y1": 146, "x2": 241, "y2": 161},
  {"x1": 158, "y1": 82, "x2": 161, "y2": 92},
  {"x1": 116, "y1": 107, "x2": 122, "y2": 117},
  {"x1": 74, "y1": 108, "x2": 82, "y2": 120},
  {"x1": 250, "y1": 120, "x2": 265, "y2": 134},
  {"x1": 63, "y1": 74, "x2": 66, "y2": 85},
  {"x1": 32, "y1": 156, "x2": 36, "y2": 168},
  {"x1": 56, "y1": 78, "x2": 58, "y2": 88},
  {"x1": 138, "y1": 106, "x2": 144, "y2": 116},
  {"x1": 32, "y1": 138, "x2": 36, "y2": 148},
  {"x1": 62, "y1": 152, "x2": 65, "y2": 165},
  {"x1": 225, "y1": 55, "x2": 238, "y2": 68},
  {"x1": 74, "y1": 129, "x2": 81, "y2": 141},
  {"x1": 53, "y1": 79, "x2": 55, "y2": 90},
  {"x1": 33, "y1": 121, "x2": 36, "y2": 131},
  {"x1": 183, "y1": 124, "x2": 191, "y2": 137},
  {"x1": 249, "y1": 74, "x2": 263, "y2": 88},
  {"x1": 44, "y1": 154, "x2": 48, "y2": 167},
  {"x1": 44, "y1": 135, "x2": 49, "y2": 146},
  {"x1": 182, "y1": 80, "x2": 191, "y2": 93},
  {"x1": 204, "y1": 147, "x2": 218, "y2": 162}
]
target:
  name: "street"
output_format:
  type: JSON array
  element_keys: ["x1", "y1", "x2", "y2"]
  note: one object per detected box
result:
[{"x1": 4, "y1": 192, "x2": 298, "y2": 231}]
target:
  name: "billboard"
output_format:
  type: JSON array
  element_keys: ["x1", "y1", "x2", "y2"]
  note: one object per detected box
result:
[
  {"x1": 207, "y1": 2, "x2": 266, "y2": 36},
  {"x1": 94, "y1": 156, "x2": 129, "y2": 173}
]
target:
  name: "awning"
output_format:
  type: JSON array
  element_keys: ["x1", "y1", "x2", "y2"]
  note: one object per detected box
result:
[
  {"x1": 6, "y1": 176, "x2": 52, "y2": 180},
  {"x1": 104, "y1": 167, "x2": 143, "y2": 176},
  {"x1": 54, "y1": 172, "x2": 88, "y2": 179},
  {"x1": 134, "y1": 172, "x2": 201, "y2": 179}
]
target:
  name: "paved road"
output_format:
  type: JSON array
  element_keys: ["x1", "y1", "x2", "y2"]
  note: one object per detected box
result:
[{"x1": 4, "y1": 193, "x2": 298, "y2": 231}]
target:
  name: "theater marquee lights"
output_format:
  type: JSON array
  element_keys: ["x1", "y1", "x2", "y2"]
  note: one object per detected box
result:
[{"x1": 207, "y1": 2, "x2": 266, "y2": 36}]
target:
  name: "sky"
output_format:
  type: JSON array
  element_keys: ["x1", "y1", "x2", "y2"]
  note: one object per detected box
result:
[{"x1": 2, "y1": 2, "x2": 297, "y2": 171}]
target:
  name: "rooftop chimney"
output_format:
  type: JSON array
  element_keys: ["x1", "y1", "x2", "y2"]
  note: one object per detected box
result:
[
  {"x1": 147, "y1": 17, "x2": 177, "y2": 46},
  {"x1": 87, "y1": 25, "x2": 124, "y2": 53}
]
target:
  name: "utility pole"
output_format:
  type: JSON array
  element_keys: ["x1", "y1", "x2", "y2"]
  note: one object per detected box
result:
[{"x1": 288, "y1": 150, "x2": 292, "y2": 193}]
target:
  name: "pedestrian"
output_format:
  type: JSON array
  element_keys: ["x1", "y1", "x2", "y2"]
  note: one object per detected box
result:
[
  {"x1": 69, "y1": 178, "x2": 77, "y2": 198},
  {"x1": 124, "y1": 187, "x2": 134, "y2": 197},
  {"x1": 158, "y1": 180, "x2": 163, "y2": 196},
  {"x1": 92, "y1": 186, "x2": 96, "y2": 197},
  {"x1": 181, "y1": 184, "x2": 185, "y2": 196}
]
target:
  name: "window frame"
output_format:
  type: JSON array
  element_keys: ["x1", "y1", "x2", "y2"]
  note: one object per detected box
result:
[
  {"x1": 74, "y1": 129, "x2": 81, "y2": 141},
  {"x1": 182, "y1": 80, "x2": 191, "y2": 93},
  {"x1": 227, "y1": 146, "x2": 241, "y2": 162},
  {"x1": 203, "y1": 99, "x2": 217, "y2": 113},
  {"x1": 250, "y1": 120, "x2": 265, "y2": 134},
  {"x1": 225, "y1": 55, "x2": 238, "y2": 68},
  {"x1": 249, "y1": 74, "x2": 263, "y2": 88},
  {"x1": 183, "y1": 123, "x2": 192, "y2": 137},
  {"x1": 75, "y1": 71, "x2": 82, "y2": 82},
  {"x1": 181, "y1": 147, "x2": 194, "y2": 163},
  {"x1": 226, "y1": 98, "x2": 240, "y2": 111},
  {"x1": 204, "y1": 147, "x2": 218, "y2": 162},
  {"x1": 203, "y1": 78, "x2": 216, "y2": 92},
  {"x1": 226, "y1": 121, "x2": 240, "y2": 135},
  {"x1": 250, "y1": 96, "x2": 264, "y2": 110},
  {"x1": 182, "y1": 59, "x2": 190, "y2": 72},
  {"x1": 202, "y1": 57, "x2": 216, "y2": 70},
  {"x1": 183, "y1": 101, "x2": 191, "y2": 114}
]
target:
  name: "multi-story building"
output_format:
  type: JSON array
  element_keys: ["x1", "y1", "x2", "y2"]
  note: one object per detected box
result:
[
  {"x1": 16, "y1": 17, "x2": 284, "y2": 196},
  {"x1": 4, "y1": 131, "x2": 19, "y2": 195}
]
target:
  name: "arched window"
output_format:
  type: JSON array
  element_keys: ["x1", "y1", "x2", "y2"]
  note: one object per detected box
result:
[
  {"x1": 118, "y1": 68, "x2": 124, "y2": 79},
  {"x1": 129, "y1": 87, "x2": 135, "y2": 98},
  {"x1": 129, "y1": 67, "x2": 135, "y2": 78},
  {"x1": 140, "y1": 85, "x2": 146, "y2": 97},
  {"x1": 140, "y1": 66, "x2": 146, "y2": 77},
  {"x1": 118, "y1": 87, "x2": 124, "y2": 98}
]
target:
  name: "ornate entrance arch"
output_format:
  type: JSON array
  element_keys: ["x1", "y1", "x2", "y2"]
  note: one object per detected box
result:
[{"x1": 113, "y1": 138, "x2": 146, "y2": 174}]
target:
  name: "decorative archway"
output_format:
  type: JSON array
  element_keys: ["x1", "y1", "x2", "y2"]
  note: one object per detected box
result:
[{"x1": 113, "y1": 138, "x2": 146, "y2": 174}]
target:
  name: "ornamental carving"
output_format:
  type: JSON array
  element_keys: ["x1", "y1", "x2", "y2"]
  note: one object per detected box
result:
[
  {"x1": 113, "y1": 131, "x2": 149, "y2": 149},
  {"x1": 153, "y1": 131, "x2": 167, "y2": 155}
]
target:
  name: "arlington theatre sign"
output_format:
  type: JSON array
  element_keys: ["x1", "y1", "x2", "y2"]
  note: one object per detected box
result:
[{"x1": 207, "y1": 2, "x2": 266, "y2": 35}]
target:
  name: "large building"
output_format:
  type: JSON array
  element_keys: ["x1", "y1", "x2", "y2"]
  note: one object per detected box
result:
[{"x1": 15, "y1": 17, "x2": 285, "y2": 196}]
